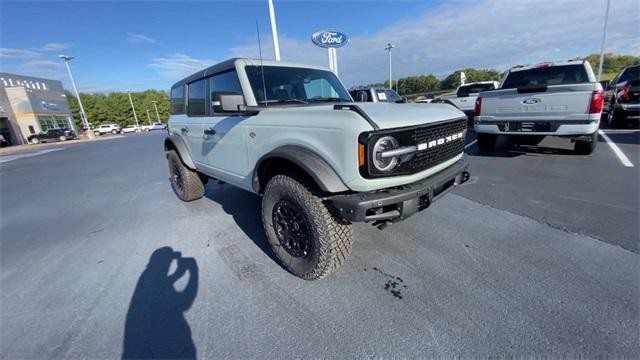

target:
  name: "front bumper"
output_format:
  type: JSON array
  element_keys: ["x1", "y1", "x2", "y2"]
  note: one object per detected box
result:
[{"x1": 331, "y1": 158, "x2": 469, "y2": 224}]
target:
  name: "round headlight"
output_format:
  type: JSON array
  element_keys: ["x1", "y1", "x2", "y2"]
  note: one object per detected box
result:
[{"x1": 372, "y1": 136, "x2": 400, "y2": 172}]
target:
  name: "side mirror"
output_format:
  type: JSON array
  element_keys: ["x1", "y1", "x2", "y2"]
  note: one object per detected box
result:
[{"x1": 212, "y1": 93, "x2": 245, "y2": 113}]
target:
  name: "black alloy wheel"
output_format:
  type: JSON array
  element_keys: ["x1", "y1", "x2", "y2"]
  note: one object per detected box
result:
[{"x1": 272, "y1": 199, "x2": 312, "y2": 258}]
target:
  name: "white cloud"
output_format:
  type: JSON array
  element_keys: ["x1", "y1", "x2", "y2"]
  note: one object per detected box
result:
[
  {"x1": 127, "y1": 33, "x2": 158, "y2": 44},
  {"x1": 232, "y1": 0, "x2": 640, "y2": 86},
  {"x1": 22, "y1": 60, "x2": 64, "y2": 71},
  {"x1": 149, "y1": 53, "x2": 215, "y2": 78},
  {"x1": 38, "y1": 43, "x2": 73, "y2": 52},
  {"x1": 0, "y1": 48, "x2": 40, "y2": 58}
]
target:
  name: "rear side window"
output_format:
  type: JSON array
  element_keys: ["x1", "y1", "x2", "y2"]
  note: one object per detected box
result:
[
  {"x1": 502, "y1": 65, "x2": 589, "y2": 89},
  {"x1": 457, "y1": 83, "x2": 496, "y2": 96},
  {"x1": 171, "y1": 85, "x2": 185, "y2": 114},
  {"x1": 187, "y1": 80, "x2": 206, "y2": 116}
]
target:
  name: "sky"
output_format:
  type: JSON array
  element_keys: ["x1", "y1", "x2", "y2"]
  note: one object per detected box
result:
[{"x1": 1, "y1": 0, "x2": 638, "y2": 93}]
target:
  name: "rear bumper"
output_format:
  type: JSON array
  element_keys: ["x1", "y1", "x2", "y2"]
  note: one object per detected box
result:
[
  {"x1": 617, "y1": 103, "x2": 640, "y2": 113},
  {"x1": 331, "y1": 158, "x2": 469, "y2": 224},
  {"x1": 474, "y1": 119, "x2": 599, "y2": 136}
]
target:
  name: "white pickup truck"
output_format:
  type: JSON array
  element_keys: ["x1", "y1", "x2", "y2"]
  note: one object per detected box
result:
[
  {"x1": 436, "y1": 81, "x2": 499, "y2": 120},
  {"x1": 474, "y1": 60, "x2": 604, "y2": 154}
]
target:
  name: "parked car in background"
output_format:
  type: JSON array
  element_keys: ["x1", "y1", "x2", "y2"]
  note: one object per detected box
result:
[
  {"x1": 28, "y1": 128, "x2": 77, "y2": 144},
  {"x1": 349, "y1": 87, "x2": 406, "y2": 103},
  {"x1": 122, "y1": 125, "x2": 142, "y2": 133},
  {"x1": 93, "y1": 124, "x2": 122, "y2": 135},
  {"x1": 604, "y1": 65, "x2": 639, "y2": 128},
  {"x1": 474, "y1": 60, "x2": 604, "y2": 154},
  {"x1": 142, "y1": 122, "x2": 167, "y2": 132},
  {"x1": 434, "y1": 81, "x2": 500, "y2": 121}
]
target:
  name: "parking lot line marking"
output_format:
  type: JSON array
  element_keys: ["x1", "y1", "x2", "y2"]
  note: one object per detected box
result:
[
  {"x1": 598, "y1": 130, "x2": 634, "y2": 167},
  {"x1": 464, "y1": 139, "x2": 478, "y2": 149},
  {"x1": 0, "y1": 148, "x2": 64, "y2": 164}
]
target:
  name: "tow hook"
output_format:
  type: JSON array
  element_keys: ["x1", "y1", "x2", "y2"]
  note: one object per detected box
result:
[{"x1": 461, "y1": 171, "x2": 471, "y2": 184}]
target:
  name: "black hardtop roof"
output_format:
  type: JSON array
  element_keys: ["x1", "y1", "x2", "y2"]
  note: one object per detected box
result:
[{"x1": 171, "y1": 58, "x2": 240, "y2": 90}]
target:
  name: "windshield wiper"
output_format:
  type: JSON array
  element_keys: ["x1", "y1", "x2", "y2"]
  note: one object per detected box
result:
[
  {"x1": 259, "y1": 98, "x2": 308, "y2": 105},
  {"x1": 308, "y1": 97, "x2": 348, "y2": 103}
]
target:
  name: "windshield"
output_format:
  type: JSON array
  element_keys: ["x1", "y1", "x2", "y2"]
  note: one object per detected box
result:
[
  {"x1": 457, "y1": 83, "x2": 495, "y2": 96},
  {"x1": 502, "y1": 64, "x2": 589, "y2": 89},
  {"x1": 375, "y1": 89, "x2": 402, "y2": 102},
  {"x1": 245, "y1": 66, "x2": 352, "y2": 104}
]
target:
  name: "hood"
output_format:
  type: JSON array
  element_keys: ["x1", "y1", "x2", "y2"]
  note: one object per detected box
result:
[{"x1": 353, "y1": 102, "x2": 465, "y2": 129}]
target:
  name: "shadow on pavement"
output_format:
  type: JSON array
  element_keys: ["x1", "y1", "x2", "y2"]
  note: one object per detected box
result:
[
  {"x1": 122, "y1": 247, "x2": 198, "y2": 359},
  {"x1": 466, "y1": 137, "x2": 578, "y2": 158},
  {"x1": 203, "y1": 183, "x2": 281, "y2": 265}
]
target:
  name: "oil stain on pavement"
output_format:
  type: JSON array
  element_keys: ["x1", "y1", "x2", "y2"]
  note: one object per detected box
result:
[{"x1": 364, "y1": 267, "x2": 408, "y2": 299}]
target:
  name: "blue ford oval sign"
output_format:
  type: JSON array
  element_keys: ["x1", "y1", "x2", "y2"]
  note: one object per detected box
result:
[{"x1": 311, "y1": 30, "x2": 349, "y2": 48}]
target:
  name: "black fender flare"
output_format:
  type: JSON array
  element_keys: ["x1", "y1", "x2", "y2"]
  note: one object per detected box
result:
[
  {"x1": 164, "y1": 134, "x2": 196, "y2": 170},
  {"x1": 253, "y1": 145, "x2": 349, "y2": 193}
]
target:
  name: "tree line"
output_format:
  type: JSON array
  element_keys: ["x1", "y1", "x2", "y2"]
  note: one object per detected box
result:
[
  {"x1": 65, "y1": 90, "x2": 170, "y2": 130},
  {"x1": 364, "y1": 53, "x2": 640, "y2": 96},
  {"x1": 65, "y1": 54, "x2": 639, "y2": 128}
]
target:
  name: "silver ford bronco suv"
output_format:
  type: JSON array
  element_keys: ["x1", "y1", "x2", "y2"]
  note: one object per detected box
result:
[{"x1": 165, "y1": 58, "x2": 470, "y2": 280}]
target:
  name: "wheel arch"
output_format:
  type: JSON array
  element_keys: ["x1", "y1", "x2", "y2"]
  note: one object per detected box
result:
[
  {"x1": 164, "y1": 134, "x2": 196, "y2": 170},
  {"x1": 252, "y1": 145, "x2": 349, "y2": 194}
]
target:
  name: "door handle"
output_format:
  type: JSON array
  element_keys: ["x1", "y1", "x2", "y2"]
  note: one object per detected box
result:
[
  {"x1": 203, "y1": 128, "x2": 216, "y2": 136},
  {"x1": 181, "y1": 127, "x2": 189, "y2": 133}
]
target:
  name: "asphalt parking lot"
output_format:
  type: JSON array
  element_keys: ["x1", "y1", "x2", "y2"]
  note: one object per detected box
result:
[{"x1": 1, "y1": 129, "x2": 638, "y2": 358}]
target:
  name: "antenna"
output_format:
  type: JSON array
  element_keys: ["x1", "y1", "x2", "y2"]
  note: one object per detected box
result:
[{"x1": 256, "y1": 20, "x2": 268, "y2": 107}]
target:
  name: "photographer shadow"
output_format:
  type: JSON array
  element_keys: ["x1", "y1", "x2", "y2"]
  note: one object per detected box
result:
[{"x1": 122, "y1": 247, "x2": 198, "y2": 359}]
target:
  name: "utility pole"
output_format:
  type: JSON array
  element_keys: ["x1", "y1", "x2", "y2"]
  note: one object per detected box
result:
[
  {"x1": 146, "y1": 109, "x2": 151, "y2": 125},
  {"x1": 152, "y1": 100, "x2": 161, "y2": 122},
  {"x1": 267, "y1": 0, "x2": 281, "y2": 61},
  {"x1": 127, "y1": 92, "x2": 140, "y2": 127},
  {"x1": 59, "y1": 55, "x2": 94, "y2": 138},
  {"x1": 385, "y1": 43, "x2": 394, "y2": 91},
  {"x1": 597, "y1": 0, "x2": 611, "y2": 81}
]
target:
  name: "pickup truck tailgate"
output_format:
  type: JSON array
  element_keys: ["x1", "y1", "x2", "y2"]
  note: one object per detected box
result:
[{"x1": 479, "y1": 83, "x2": 597, "y2": 120}]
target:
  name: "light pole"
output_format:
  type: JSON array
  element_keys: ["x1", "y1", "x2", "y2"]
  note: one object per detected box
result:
[
  {"x1": 597, "y1": 0, "x2": 611, "y2": 81},
  {"x1": 127, "y1": 92, "x2": 140, "y2": 128},
  {"x1": 151, "y1": 100, "x2": 161, "y2": 122},
  {"x1": 267, "y1": 0, "x2": 281, "y2": 61},
  {"x1": 385, "y1": 43, "x2": 394, "y2": 91},
  {"x1": 59, "y1": 54, "x2": 93, "y2": 138},
  {"x1": 146, "y1": 109, "x2": 151, "y2": 125}
]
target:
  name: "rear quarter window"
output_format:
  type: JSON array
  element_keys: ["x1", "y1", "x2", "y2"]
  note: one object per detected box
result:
[
  {"x1": 171, "y1": 85, "x2": 185, "y2": 115},
  {"x1": 502, "y1": 65, "x2": 590, "y2": 89}
]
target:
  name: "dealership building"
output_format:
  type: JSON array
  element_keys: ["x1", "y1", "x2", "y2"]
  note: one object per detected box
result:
[{"x1": 0, "y1": 73, "x2": 76, "y2": 146}]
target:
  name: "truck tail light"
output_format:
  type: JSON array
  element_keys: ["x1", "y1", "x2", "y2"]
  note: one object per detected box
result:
[
  {"x1": 588, "y1": 89, "x2": 604, "y2": 114},
  {"x1": 358, "y1": 143, "x2": 366, "y2": 167},
  {"x1": 474, "y1": 96, "x2": 482, "y2": 117},
  {"x1": 620, "y1": 83, "x2": 632, "y2": 101}
]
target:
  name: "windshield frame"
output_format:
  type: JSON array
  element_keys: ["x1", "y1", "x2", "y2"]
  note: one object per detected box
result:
[{"x1": 244, "y1": 65, "x2": 353, "y2": 106}]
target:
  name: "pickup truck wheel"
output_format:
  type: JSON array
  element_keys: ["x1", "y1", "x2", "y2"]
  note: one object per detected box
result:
[
  {"x1": 30, "y1": 138, "x2": 40, "y2": 144},
  {"x1": 111, "y1": 130, "x2": 118, "y2": 134},
  {"x1": 59, "y1": 136, "x2": 67, "y2": 141},
  {"x1": 574, "y1": 132, "x2": 598, "y2": 155},
  {"x1": 166, "y1": 150, "x2": 205, "y2": 201},
  {"x1": 608, "y1": 109, "x2": 626, "y2": 128},
  {"x1": 477, "y1": 133, "x2": 497, "y2": 151},
  {"x1": 262, "y1": 174, "x2": 353, "y2": 280}
]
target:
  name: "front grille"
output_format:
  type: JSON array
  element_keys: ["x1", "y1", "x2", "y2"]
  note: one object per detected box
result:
[{"x1": 407, "y1": 118, "x2": 467, "y2": 172}]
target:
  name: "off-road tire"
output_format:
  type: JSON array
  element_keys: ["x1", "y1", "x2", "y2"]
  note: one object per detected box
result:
[
  {"x1": 31, "y1": 138, "x2": 40, "y2": 144},
  {"x1": 262, "y1": 173, "x2": 353, "y2": 280},
  {"x1": 477, "y1": 133, "x2": 497, "y2": 151},
  {"x1": 111, "y1": 129, "x2": 118, "y2": 134},
  {"x1": 608, "y1": 108, "x2": 626, "y2": 128},
  {"x1": 166, "y1": 150, "x2": 205, "y2": 201},
  {"x1": 574, "y1": 132, "x2": 598, "y2": 155}
]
